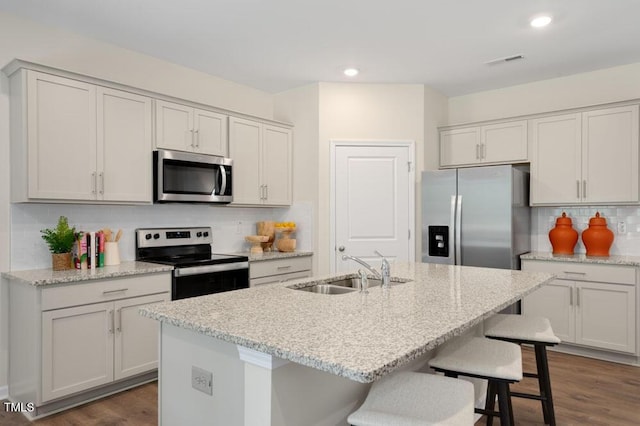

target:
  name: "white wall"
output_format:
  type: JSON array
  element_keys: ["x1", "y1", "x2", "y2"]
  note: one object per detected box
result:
[
  {"x1": 448, "y1": 62, "x2": 640, "y2": 125},
  {"x1": 274, "y1": 84, "x2": 320, "y2": 273},
  {"x1": 316, "y1": 83, "x2": 428, "y2": 274}
]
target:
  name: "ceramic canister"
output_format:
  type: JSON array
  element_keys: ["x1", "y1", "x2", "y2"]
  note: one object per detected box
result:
[
  {"x1": 548, "y1": 212, "x2": 579, "y2": 255},
  {"x1": 581, "y1": 212, "x2": 614, "y2": 257}
]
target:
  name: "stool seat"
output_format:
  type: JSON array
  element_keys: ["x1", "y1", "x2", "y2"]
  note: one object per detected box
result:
[
  {"x1": 429, "y1": 337, "x2": 522, "y2": 382},
  {"x1": 347, "y1": 371, "x2": 474, "y2": 426},
  {"x1": 485, "y1": 314, "x2": 561, "y2": 344}
]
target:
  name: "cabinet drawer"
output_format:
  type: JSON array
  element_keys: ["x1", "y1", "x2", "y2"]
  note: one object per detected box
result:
[
  {"x1": 522, "y1": 260, "x2": 636, "y2": 285},
  {"x1": 250, "y1": 256, "x2": 312, "y2": 279},
  {"x1": 250, "y1": 270, "x2": 311, "y2": 287},
  {"x1": 41, "y1": 273, "x2": 171, "y2": 311}
]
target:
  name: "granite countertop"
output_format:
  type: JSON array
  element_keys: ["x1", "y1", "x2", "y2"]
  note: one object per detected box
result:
[
  {"x1": 237, "y1": 251, "x2": 313, "y2": 262},
  {"x1": 2, "y1": 261, "x2": 174, "y2": 286},
  {"x1": 140, "y1": 262, "x2": 553, "y2": 383},
  {"x1": 521, "y1": 251, "x2": 640, "y2": 266}
]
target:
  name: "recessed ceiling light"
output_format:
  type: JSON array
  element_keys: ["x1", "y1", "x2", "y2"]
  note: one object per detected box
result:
[
  {"x1": 344, "y1": 68, "x2": 359, "y2": 77},
  {"x1": 530, "y1": 15, "x2": 552, "y2": 28}
]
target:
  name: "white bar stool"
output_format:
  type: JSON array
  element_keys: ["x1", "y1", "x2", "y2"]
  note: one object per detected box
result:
[
  {"x1": 428, "y1": 337, "x2": 523, "y2": 426},
  {"x1": 484, "y1": 314, "x2": 560, "y2": 426},
  {"x1": 347, "y1": 371, "x2": 475, "y2": 425}
]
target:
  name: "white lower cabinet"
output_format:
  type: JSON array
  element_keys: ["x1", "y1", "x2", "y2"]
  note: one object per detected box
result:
[
  {"x1": 522, "y1": 260, "x2": 637, "y2": 355},
  {"x1": 250, "y1": 256, "x2": 312, "y2": 287},
  {"x1": 8, "y1": 272, "x2": 170, "y2": 412}
]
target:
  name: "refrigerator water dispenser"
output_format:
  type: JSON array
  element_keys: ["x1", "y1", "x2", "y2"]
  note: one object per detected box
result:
[{"x1": 428, "y1": 226, "x2": 449, "y2": 257}]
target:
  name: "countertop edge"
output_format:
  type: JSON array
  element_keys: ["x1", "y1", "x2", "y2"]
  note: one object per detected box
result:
[
  {"x1": 2, "y1": 261, "x2": 174, "y2": 286},
  {"x1": 521, "y1": 251, "x2": 640, "y2": 266}
]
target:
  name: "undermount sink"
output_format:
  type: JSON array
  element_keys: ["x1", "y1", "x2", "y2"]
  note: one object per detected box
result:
[{"x1": 289, "y1": 276, "x2": 412, "y2": 295}]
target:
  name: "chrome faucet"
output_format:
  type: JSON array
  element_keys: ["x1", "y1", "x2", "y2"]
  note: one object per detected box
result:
[{"x1": 342, "y1": 250, "x2": 391, "y2": 289}]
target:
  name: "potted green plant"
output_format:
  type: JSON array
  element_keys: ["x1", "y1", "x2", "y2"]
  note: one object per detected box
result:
[{"x1": 41, "y1": 216, "x2": 76, "y2": 270}]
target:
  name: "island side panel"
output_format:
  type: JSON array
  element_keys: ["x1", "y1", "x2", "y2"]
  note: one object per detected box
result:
[{"x1": 159, "y1": 323, "x2": 244, "y2": 426}]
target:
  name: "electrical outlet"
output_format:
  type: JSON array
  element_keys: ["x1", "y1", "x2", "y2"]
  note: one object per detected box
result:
[
  {"x1": 192, "y1": 366, "x2": 213, "y2": 395},
  {"x1": 617, "y1": 221, "x2": 627, "y2": 235}
]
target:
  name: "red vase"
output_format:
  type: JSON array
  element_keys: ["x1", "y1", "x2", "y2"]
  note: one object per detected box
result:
[
  {"x1": 548, "y1": 212, "x2": 579, "y2": 255},
  {"x1": 582, "y1": 212, "x2": 614, "y2": 257}
]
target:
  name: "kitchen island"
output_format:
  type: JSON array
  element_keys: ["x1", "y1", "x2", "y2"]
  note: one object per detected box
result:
[{"x1": 140, "y1": 262, "x2": 554, "y2": 425}]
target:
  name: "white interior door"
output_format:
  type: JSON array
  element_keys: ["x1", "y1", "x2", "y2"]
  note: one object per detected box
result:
[{"x1": 333, "y1": 143, "x2": 413, "y2": 273}]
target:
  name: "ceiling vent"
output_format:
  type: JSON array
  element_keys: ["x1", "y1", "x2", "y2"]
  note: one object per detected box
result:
[{"x1": 485, "y1": 54, "x2": 525, "y2": 65}]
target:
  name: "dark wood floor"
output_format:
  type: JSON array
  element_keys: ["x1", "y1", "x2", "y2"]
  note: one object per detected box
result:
[{"x1": 2, "y1": 348, "x2": 639, "y2": 425}]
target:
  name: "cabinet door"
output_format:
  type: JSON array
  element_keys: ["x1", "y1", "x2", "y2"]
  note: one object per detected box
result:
[
  {"x1": 481, "y1": 120, "x2": 528, "y2": 164},
  {"x1": 262, "y1": 125, "x2": 292, "y2": 206},
  {"x1": 439, "y1": 127, "x2": 480, "y2": 167},
  {"x1": 98, "y1": 87, "x2": 153, "y2": 202},
  {"x1": 530, "y1": 113, "x2": 582, "y2": 205},
  {"x1": 114, "y1": 293, "x2": 169, "y2": 380},
  {"x1": 522, "y1": 279, "x2": 575, "y2": 343},
  {"x1": 155, "y1": 100, "x2": 194, "y2": 152},
  {"x1": 194, "y1": 109, "x2": 228, "y2": 156},
  {"x1": 41, "y1": 302, "x2": 114, "y2": 402},
  {"x1": 575, "y1": 282, "x2": 636, "y2": 353},
  {"x1": 27, "y1": 71, "x2": 97, "y2": 200},
  {"x1": 582, "y1": 105, "x2": 639, "y2": 203},
  {"x1": 229, "y1": 117, "x2": 262, "y2": 204}
]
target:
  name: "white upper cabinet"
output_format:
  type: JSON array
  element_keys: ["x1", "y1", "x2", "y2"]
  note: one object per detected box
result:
[
  {"x1": 440, "y1": 120, "x2": 527, "y2": 167},
  {"x1": 155, "y1": 99, "x2": 228, "y2": 156},
  {"x1": 531, "y1": 105, "x2": 639, "y2": 205},
  {"x1": 229, "y1": 117, "x2": 292, "y2": 206},
  {"x1": 10, "y1": 70, "x2": 153, "y2": 203}
]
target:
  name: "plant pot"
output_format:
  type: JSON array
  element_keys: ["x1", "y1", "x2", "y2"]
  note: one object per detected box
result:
[{"x1": 52, "y1": 252, "x2": 73, "y2": 271}]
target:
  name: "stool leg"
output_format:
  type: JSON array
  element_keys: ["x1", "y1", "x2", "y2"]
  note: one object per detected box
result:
[
  {"x1": 535, "y1": 344, "x2": 556, "y2": 426},
  {"x1": 506, "y1": 383, "x2": 515, "y2": 426},
  {"x1": 484, "y1": 380, "x2": 497, "y2": 426},
  {"x1": 496, "y1": 381, "x2": 512, "y2": 426}
]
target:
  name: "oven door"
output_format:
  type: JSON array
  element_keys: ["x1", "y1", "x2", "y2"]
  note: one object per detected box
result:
[
  {"x1": 172, "y1": 262, "x2": 249, "y2": 300},
  {"x1": 154, "y1": 149, "x2": 233, "y2": 203}
]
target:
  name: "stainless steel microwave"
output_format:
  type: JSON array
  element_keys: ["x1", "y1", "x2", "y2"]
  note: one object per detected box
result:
[{"x1": 153, "y1": 149, "x2": 233, "y2": 204}]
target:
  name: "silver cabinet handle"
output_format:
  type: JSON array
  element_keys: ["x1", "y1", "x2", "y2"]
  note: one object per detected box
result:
[
  {"x1": 475, "y1": 144, "x2": 480, "y2": 159},
  {"x1": 576, "y1": 287, "x2": 581, "y2": 307},
  {"x1": 583, "y1": 180, "x2": 587, "y2": 199},
  {"x1": 189, "y1": 129, "x2": 195, "y2": 148},
  {"x1": 194, "y1": 129, "x2": 200, "y2": 148},
  {"x1": 99, "y1": 172, "x2": 104, "y2": 194},
  {"x1": 576, "y1": 180, "x2": 580, "y2": 199},
  {"x1": 564, "y1": 271, "x2": 586, "y2": 276},
  {"x1": 103, "y1": 288, "x2": 129, "y2": 295},
  {"x1": 265, "y1": 185, "x2": 268, "y2": 200},
  {"x1": 116, "y1": 308, "x2": 122, "y2": 333},
  {"x1": 259, "y1": 185, "x2": 265, "y2": 200},
  {"x1": 92, "y1": 172, "x2": 97, "y2": 194},
  {"x1": 570, "y1": 287, "x2": 574, "y2": 306},
  {"x1": 338, "y1": 246, "x2": 345, "y2": 252},
  {"x1": 108, "y1": 309, "x2": 114, "y2": 334},
  {"x1": 277, "y1": 265, "x2": 292, "y2": 270}
]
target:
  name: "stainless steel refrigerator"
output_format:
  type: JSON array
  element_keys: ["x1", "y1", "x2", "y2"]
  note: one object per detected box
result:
[{"x1": 421, "y1": 165, "x2": 530, "y2": 270}]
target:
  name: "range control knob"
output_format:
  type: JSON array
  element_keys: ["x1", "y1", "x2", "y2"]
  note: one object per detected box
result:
[
  {"x1": 203, "y1": 231, "x2": 209, "y2": 237},
  {"x1": 153, "y1": 233, "x2": 160, "y2": 240},
  {"x1": 197, "y1": 232, "x2": 203, "y2": 237},
  {"x1": 145, "y1": 233, "x2": 152, "y2": 240}
]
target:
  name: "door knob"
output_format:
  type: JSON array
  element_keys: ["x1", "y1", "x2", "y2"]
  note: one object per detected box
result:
[{"x1": 338, "y1": 246, "x2": 345, "y2": 252}]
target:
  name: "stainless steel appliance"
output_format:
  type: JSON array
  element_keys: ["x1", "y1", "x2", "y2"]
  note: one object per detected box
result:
[
  {"x1": 135, "y1": 227, "x2": 248, "y2": 300},
  {"x1": 154, "y1": 149, "x2": 233, "y2": 204},
  {"x1": 422, "y1": 165, "x2": 530, "y2": 270}
]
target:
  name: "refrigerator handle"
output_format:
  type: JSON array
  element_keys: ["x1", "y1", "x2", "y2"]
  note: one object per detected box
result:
[
  {"x1": 455, "y1": 195, "x2": 462, "y2": 265},
  {"x1": 449, "y1": 195, "x2": 456, "y2": 263}
]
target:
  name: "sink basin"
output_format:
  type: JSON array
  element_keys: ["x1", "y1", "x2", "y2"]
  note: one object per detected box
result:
[
  {"x1": 295, "y1": 284, "x2": 357, "y2": 294},
  {"x1": 289, "y1": 276, "x2": 412, "y2": 294}
]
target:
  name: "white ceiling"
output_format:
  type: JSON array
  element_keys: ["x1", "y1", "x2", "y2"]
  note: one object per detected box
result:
[{"x1": 2, "y1": 0, "x2": 640, "y2": 96}]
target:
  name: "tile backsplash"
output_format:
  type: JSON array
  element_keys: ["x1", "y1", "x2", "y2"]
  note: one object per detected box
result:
[
  {"x1": 10, "y1": 202, "x2": 313, "y2": 271},
  {"x1": 532, "y1": 206, "x2": 640, "y2": 255}
]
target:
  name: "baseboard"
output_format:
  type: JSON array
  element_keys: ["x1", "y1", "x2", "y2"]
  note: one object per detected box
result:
[
  {"x1": 550, "y1": 344, "x2": 639, "y2": 366},
  {"x1": 0, "y1": 385, "x2": 8, "y2": 400}
]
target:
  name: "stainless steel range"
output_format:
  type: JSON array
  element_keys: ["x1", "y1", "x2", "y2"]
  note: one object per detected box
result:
[{"x1": 135, "y1": 227, "x2": 249, "y2": 300}]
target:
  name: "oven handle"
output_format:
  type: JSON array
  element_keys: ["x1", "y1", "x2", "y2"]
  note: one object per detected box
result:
[{"x1": 174, "y1": 261, "x2": 249, "y2": 277}]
